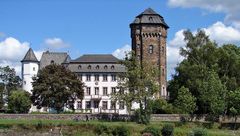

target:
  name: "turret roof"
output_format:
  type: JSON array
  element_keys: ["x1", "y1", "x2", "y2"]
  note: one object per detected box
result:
[{"x1": 21, "y1": 48, "x2": 39, "y2": 62}]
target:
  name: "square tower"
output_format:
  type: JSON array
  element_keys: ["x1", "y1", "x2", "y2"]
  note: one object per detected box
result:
[{"x1": 130, "y1": 8, "x2": 169, "y2": 98}]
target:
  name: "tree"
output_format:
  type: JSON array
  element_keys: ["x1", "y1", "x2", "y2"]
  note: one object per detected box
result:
[
  {"x1": 227, "y1": 88, "x2": 240, "y2": 129},
  {"x1": 8, "y1": 90, "x2": 31, "y2": 113},
  {"x1": 0, "y1": 66, "x2": 21, "y2": 108},
  {"x1": 112, "y1": 52, "x2": 160, "y2": 124},
  {"x1": 173, "y1": 86, "x2": 196, "y2": 114},
  {"x1": 31, "y1": 64, "x2": 84, "y2": 113}
]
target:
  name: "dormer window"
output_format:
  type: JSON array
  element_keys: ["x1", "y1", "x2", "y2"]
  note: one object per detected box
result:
[
  {"x1": 149, "y1": 45, "x2": 153, "y2": 54},
  {"x1": 111, "y1": 65, "x2": 115, "y2": 70},
  {"x1": 96, "y1": 65, "x2": 99, "y2": 69},
  {"x1": 51, "y1": 60, "x2": 54, "y2": 64},
  {"x1": 104, "y1": 65, "x2": 108, "y2": 69},
  {"x1": 149, "y1": 16, "x2": 153, "y2": 21},
  {"x1": 88, "y1": 65, "x2": 91, "y2": 69},
  {"x1": 78, "y1": 65, "x2": 82, "y2": 69}
]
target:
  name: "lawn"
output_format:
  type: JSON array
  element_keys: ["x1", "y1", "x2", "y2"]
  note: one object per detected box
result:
[{"x1": 0, "y1": 119, "x2": 239, "y2": 136}]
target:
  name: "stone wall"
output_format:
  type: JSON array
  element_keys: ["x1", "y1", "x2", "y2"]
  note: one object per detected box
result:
[{"x1": 0, "y1": 114, "x2": 240, "y2": 123}]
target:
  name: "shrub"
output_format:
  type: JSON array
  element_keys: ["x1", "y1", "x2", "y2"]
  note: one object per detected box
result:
[
  {"x1": 112, "y1": 125, "x2": 130, "y2": 136},
  {"x1": 94, "y1": 124, "x2": 112, "y2": 135},
  {"x1": 8, "y1": 90, "x2": 31, "y2": 113},
  {"x1": 161, "y1": 124, "x2": 174, "y2": 136},
  {"x1": 142, "y1": 126, "x2": 160, "y2": 136},
  {"x1": 189, "y1": 128, "x2": 207, "y2": 136}
]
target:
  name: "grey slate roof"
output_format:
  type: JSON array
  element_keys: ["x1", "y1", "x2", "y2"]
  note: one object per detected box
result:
[
  {"x1": 131, "y1": 8, "x2": 169, "y2": 28},
  {"x1": 71, "y1": 54, "x2": 120, "y2": 63},
  {"x1": 40, "y1": 51, "x2": 69, "y2": 69},
  {"x1": 68, "y1": 54, "x2": 126, "y2": 73},
  {"x1": 67, "y1": 63, "x2": 126, "y2": 73},
  {"x1": 21, "y1": 48, "x2": 39, "y2": 62}
]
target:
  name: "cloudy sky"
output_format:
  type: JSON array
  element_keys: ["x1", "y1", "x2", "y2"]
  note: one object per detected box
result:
[{"x1": 0, "y1": 0, "x2": 240, "y2": 80}]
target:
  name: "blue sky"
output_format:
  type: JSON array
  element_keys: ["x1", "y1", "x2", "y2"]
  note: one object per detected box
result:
[{"x1": 0, "y1": 0, "x2": 240, "y2": 80}]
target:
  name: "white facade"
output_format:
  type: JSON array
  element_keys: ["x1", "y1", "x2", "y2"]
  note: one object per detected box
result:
[
  {"x1": 72, "y1": 73, "x2": 128, "y2": 114},
  {"x1": 22, "y1": 62, "x2": 39, "y2": 93}
]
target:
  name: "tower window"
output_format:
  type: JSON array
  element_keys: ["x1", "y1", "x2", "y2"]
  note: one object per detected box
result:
[
  {"x1": 162, "y1": 46, "x2": 164, "y2": 54},
  {"x1": 104, "y1": 65, "x2": 108, "y2": 69},
  {"x1": 33, "y1": 67, "x2": 35, "y2": 71},
  {"x1": 87, "y1": 65, "x2": 91, "y2": 69},
  {"x1": 51, "y1": 60, "x2": 54, "y2": 64},
  {"x1": 162, "y1": 68, "x2": 165, "y2": 76},
  {"x1": 96, "y1": 65, "x2": 99, "y2": 69},
  {"x1": 136, "y1": 44, "x2": 140, "y2": 49},
  {"x1": 149, "y1": 45, "x2": 153, "y2": 54},
  {"x1": 78, "y1": 65, "x2": 82, "y2": 69},
  {"x1": 111, "y1": 65, "x2": 115, "y2": 70}
]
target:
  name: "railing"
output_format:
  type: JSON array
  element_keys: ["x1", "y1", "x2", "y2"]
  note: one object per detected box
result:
[{"x1": 91, "y1": 94, "x2": 102, "y2": 99}]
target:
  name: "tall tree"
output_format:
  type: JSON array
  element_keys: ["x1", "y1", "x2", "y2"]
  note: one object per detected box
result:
[
  {"x1": 112, "y1": 52, "x2": 160, "y2": 124},
  {"x1": 0, "y1": 66, "x2": 21, "y2": 107},
  {"x1": 168, "y1": 30, "x2": 229, "y2": 115},
  {"x1": 173, "y1": 86, "x2": 196, "y2": 114},
  {"x1": 31, "y1": 64, "x2": 84, "y2": 113}
]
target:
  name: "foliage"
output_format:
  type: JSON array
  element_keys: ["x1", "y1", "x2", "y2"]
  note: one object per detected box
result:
[
  {"x1": 141, "y1": 126, "x2": 160, "y2": 136},
  {"x1": 112, "y1": 125, "x2": 130, "y2": 136},
  {"x1": 8, "y1": 90, "x2": 31, "y2": 113},
  {"x1": 167, "y1": 30, "x2": 240, "y2": 117},
  {"x1": 31, "y1": 64, "x2": 84, "y2": 113},
  {"x1": 173, "y1": 86, "x2": 196, "y2": 114},
  {"x1": 150, "y1": 99, "x2": 176, "y2": 114},
  {"x1": 0, "y1": 66, "x2": 21, "y2": 108},
  {"x1": 161, "y1": 124, "x2": 174, "y2": 136},
  {"x1": 112, "y1": 52, "x2": 160, "y2": 124},
  {"x1": 189, "y1": 128, "x2": 208, "y2": 136},
  {"x1": 94, "y1": 124, "x2": 112, "y2": 135}
]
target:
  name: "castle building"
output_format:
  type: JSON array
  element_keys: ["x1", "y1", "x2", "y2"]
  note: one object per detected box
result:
[
  {"x1": 130, "y1": 8, "x2": 169, "y2": 98},
  {"x1": 21, "y1": 8, "x2": 168, "y2": 114}
]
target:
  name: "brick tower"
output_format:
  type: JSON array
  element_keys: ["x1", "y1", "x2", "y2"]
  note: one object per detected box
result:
[{"x1": 130, "y1": 8, "x2": 169, "y2": 98}]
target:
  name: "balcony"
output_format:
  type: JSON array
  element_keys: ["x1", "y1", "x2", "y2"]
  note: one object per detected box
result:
[{"x1": 91, "y1": 94, "x2": 102, "y2": 100}]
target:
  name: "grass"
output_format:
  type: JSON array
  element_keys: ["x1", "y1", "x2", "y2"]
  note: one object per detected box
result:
[{"x1": 0, "y1": 119, "x2": 239, "y2": 136}]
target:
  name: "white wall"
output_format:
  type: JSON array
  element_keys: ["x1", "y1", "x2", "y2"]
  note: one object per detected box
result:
[{"x1": 22, "y1": 62, "x2": 39, "y2": 93}]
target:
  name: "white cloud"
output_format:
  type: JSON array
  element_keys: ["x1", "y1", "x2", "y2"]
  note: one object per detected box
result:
[
  {"x1": 44, "y1": 38, "x2": 70, "y2": 49},
  {"x1": 0, "y1": 37, "x2": 43, "y2": 76},
  {"x1": 168, "y1": 29, "x2": 186, "y2": 47},
  {"x1": 112, "y1": 44, "x2": 131, "y2": 59},
  {"x1": 203, "y1": 21, "x2": 240, "y2": 44},
  {"x1": 168, "y1": 0, "x2": 240, "y2": 26}
]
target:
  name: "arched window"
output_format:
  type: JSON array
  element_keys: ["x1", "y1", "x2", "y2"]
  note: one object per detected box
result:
[
  {"x1": 149, "y1": 45, "x2": 153, "y2": 54},
  {"x1": 78, "y1": 65, "x2": 82, "y2": 69},
  {"x1": 96, "y1": 65, "x2": 99, "y2": 69},
  {"x1": 50, "y1": 60, "x2": 54, "y2": 64},
  {"x1": 104, "y1": 65, "x2": 108, "y2": 69},
  {"x1": 88, "y1": 65, "x2": 91, "y2": 69},
  {"x1": 111, "y1": 65, "x2": 115, "y2": 70}
]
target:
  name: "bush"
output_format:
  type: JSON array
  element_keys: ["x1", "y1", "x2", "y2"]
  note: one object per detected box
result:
[
  {"x1": 161, "y1": 124, "x2": 174, "y2": 136},
  {"x1": 8, "y1": 90, "x2": 31, "y2": 113},
  {"x1": 142, "y1": 126, "x2": 160, "y2": 136},
  {"x1": 112, "y1": 125, "x2": 130, "y2": 136},
  {"x1": 94, "y1": 124, "x2": 112, "y2": 135},
  {"x1": 189, "y1": 128, "x2": 207, "y2": 136},
  {"x1": 133, "y1": 109, "x2": 150, "y2": 124}
]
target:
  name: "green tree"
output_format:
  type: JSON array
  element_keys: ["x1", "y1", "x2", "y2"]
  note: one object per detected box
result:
[
  {"x1": 227, "y1": 88, "x2": 240, "y2": 129},
  {"x1": 198, "y1": 71, "x2": 227, "y2": 118},
  {"x1": 31, "y1": 64, "x2": 84, "y2": 113},
  {"x1": 0, "y1": 66, "x2": 21, "y2": 108},
  {"x1": 8, "y1": 90, "x2": 31, "y2": 113},
  {"x1": 113, "y1": 52, "x2": 160, "y2": 124},
  {"x1": 173, "y1": 86, "x2": 196, "y2": 114}
]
